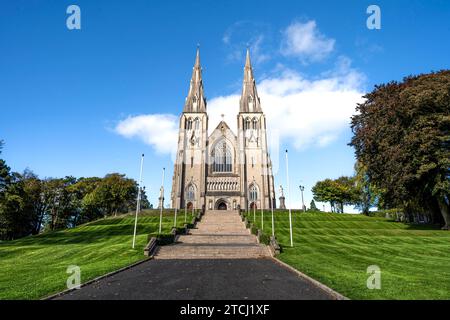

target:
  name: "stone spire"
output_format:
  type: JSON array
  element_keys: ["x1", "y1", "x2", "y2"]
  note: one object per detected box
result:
[
  {"x1": 239, "y1": 48, "x2": 262, "y2": 113},
  {"x1": 184, "y1": 46, "x2": 207, "y2": 113}
]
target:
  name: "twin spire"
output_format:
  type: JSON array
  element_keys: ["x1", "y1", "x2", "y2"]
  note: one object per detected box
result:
[
  {"x1": 183, "y1": 47, "x2": 261, "y2": 114},
  {"x1": 184, "y1": 47, "x2": 206, "y2": 113}
]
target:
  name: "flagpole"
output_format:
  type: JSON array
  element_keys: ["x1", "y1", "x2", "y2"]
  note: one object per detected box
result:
[
  {"x1": 132, "y1": 154, "x2": 144, "y2": 249},
  {"x1": 158, "y1": 167, "x2": 165, "y2": 234},
  {"x1": 173, "y1": 171, "x2": 180, "y2": 228},
  {"x1": 285, "y1": 150, "x2": 293, "y2": 247},
  {"x1": 261, "y1": 202, "x2": 264, "y2": 230},
  {"x1": 271, "y1": 191, "x2": 275, "y2": 237}
]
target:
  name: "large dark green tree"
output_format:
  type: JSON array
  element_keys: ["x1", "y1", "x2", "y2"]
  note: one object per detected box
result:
[{"x1": 350, "y1": 71, "x2": 450, "y2": 229}]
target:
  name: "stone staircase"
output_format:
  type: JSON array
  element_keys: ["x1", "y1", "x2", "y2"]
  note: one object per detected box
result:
[{"x1": 154, "y1": 210, "x2": 271, "y2": 259}]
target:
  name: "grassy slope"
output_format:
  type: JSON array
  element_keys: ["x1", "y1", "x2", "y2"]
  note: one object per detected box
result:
[
  {"x1": 0, "y1": 210, "x2": 194, "y2": 300},
  {"x1": 248, "y1": 211, "x2": 450, "y2": 300}
]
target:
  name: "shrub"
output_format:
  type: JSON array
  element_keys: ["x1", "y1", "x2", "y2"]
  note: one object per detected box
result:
[{"x1": 258, "y1": 232, "x2": 270, "y2": 245}]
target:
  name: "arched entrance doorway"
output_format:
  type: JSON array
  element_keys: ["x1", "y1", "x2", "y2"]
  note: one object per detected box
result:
[
  {"x1": 217, "y1": 202, "x2": 227, "y2": 210},
  {"x1": 250, "y1": 202, "x2": 257, "y2": 209},
  {"x1": 186, "y1": 202, "x2": 193, "y2": 210}
]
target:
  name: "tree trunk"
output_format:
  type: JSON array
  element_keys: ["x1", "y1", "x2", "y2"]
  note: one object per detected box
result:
[{"x1": 437, "y1": 197, "x2": 450, "y2": 230}]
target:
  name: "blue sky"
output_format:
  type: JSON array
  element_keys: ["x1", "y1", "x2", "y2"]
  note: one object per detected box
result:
[{"x1": 1, "y1": 0, "x2": 449, "y2": 210}]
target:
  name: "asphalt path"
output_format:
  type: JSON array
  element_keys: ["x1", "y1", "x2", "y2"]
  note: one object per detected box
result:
[{"x1": 54, "y1": 258, "x2": 335, "y2": 300}]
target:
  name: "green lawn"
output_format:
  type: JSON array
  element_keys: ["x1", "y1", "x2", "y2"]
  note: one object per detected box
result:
[
  {"x1": 247, "y1": 210, "x2": 450, "y2": 300},
  {"x1": 0, "y1": 209, "x2": 195, "y2": 300}
]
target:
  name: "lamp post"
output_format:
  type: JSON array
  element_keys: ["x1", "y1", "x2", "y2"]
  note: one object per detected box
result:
[{"x1": 299, "y1": 185, "x2": 305, "y2": 213}]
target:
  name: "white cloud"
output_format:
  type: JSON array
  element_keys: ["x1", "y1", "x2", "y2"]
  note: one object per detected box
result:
[
  {"x1": 115, "y1": 114, "x2": 178, "y2": 155},
  {"x1": 281, "y1": 20, "x2": 335, "y2": 62},
  {"x1": 208, "y1": 61, "x2": 365, "y2": 150},
  {"x1": 115, "y1": 60, "x2": 365, "y2": 158}
]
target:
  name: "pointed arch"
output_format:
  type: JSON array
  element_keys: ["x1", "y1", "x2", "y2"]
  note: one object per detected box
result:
[
  {"x1": 194, "y1": 117, "x2": 200, "y2": 130},
  {"x1": 249, "y1": 183, "x2": 259, "y2": 201},
  {"x1": 211, "y1": 139, "x2": 233, "y2": 173},
  {"x1": 252, "y1": 117, "x2": 258, "y2": 130},
  {"x1": 186, "y1": 117, "x2": 193, "y2": 130},
  {"x1": 245, "y1": 117, "x2": 251, "y2": 130},
  {"x1": 185, "y1": 183, "x2": 196, "y2": 201}
]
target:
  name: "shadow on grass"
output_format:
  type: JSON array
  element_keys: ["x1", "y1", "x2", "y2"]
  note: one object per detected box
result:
[
  {"x1": 1, "y1": 224, "x2": 159, "y2": 246},
  {"x1": 382, "y1": 219, "x2": 444, "y2": 231}
]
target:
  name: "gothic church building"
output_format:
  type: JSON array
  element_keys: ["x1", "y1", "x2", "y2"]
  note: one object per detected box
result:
[{"x1": 170, "y1": 48, "x2": 275, "y2": 211}]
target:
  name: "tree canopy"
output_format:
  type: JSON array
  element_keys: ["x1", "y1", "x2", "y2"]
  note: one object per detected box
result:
[
  {"x1": 0, "y1": 141, "x2": 151, "y2": 240},
  {"x1": 350, "y1": 70, "x2": 450, "y2": 228},
  {"x1": 312, "y1": 176, "x2": 358, "y2": 213}
]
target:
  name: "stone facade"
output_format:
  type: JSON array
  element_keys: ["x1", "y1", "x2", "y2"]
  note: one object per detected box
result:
[{"x1": 170, "y1": 48, "x2": 276, "y2": 211}]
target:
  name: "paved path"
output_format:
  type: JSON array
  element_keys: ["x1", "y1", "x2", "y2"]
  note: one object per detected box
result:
[
  {"x1": 54, "y1": 258, "x2": 334, "y2": 300},
  {"x1": 155, "y1": 210, "x2": 270, "y2": 259},
  {"x1": 54, "y1": 210, "x2": 336, "y2": 300}
]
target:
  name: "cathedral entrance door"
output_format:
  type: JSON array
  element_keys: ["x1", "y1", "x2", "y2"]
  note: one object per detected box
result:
[{"x1": 217, "y1": 202, "x2": 227, "y2": 210}]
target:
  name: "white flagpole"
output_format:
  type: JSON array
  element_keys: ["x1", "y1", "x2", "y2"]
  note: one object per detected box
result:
[
  {"x1": 285, "y1": 150, "x2": 293, "y2": 247},
  {"x1": 261, "y1": 203, "x2": 264, "y2": 230},
  {"x1": 174, "y1": 172, "x2": 179, "y2": 228},
  {"x1": 271, "y1": 191, "x2": 275, "y2": 237},
  {"x1": 132, "y1": 154, "x2": 144, "y2": 249},
  {"x1": 158, "y1": 167, "x2": 165, "y2": 234}
]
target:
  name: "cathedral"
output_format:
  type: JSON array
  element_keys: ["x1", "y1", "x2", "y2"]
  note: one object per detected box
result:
[{"x1": 170, "y1": 48, "x2": 276, "y2": 211}]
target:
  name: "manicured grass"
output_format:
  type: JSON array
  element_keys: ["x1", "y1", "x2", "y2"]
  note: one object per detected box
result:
[
  {"x1": 0, "y1": 210, "x2": 195, "y2": 300},
  {"x1": 247, "y1": 210, "x2": 450, "y2": 300}
]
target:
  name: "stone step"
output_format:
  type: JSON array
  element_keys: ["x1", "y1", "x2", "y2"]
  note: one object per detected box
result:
[{"x1": 154, "y1": 209, "x2": 270, "y2": 260}]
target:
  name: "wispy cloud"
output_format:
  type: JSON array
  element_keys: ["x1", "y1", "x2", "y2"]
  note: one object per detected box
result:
[
  {"x1": 280, "y1": 20, "x2": 335, "y2": 63},
  {"x1": 222, "y1": 21, "x2": 272, "y2": 64},
  {"x1": 209, "y1": 59, "x2": 365, "y2": 150}
]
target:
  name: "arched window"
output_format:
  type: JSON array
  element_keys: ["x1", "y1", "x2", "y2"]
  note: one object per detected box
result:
[
  {"x1": 194, "y1": 118, "x2": 200, "y2": 130},
  {"x1": 245, "y1": 117, "x2": 251, "y2": 130},
  {"x1": 186, "y1": 184, "x2": 195, "y2": 201},
  {"x1": 252, "y1": 118, "x2": 258, "y2": 130},
  {"x1": 212, "y1": 140, "x2": 232, "y2": 173},
  {"x1": 186, "y1": 118, "x2": 193, "y2": 130},
  {"x1": 249, "y1": 184, "x2": 258, "y2": 201}
]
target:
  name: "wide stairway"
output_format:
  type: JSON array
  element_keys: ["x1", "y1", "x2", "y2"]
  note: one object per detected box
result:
[{"x1": 154, "y1": 210, "x2": 271, "y2": 259}]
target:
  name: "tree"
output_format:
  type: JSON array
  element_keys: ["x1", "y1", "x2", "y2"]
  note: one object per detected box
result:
[
  {"x1": 42, "y1": 176, "x2": 78, "y2": 230},
  {"x1": 0, "y1": 140, "x2": 11, "y2": 196},
  {"x1": 21, "y1": 170, "x2": 48, "y2": 234},
  {"x1": 350, "y1": 71, "x2": 450, "y2": 229},
  {"x1": 353, "y1": 161, "x2": 380, "y2": 215},
  {"x1": 82, "y1": 173, "x2": 137, "y2": 217},
  {"x1": 312, "y1": 177, "x2": 358, "y2": 213},
  {"x1": 1, "y1": 140, "x2": 143, "y2": 239}
]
